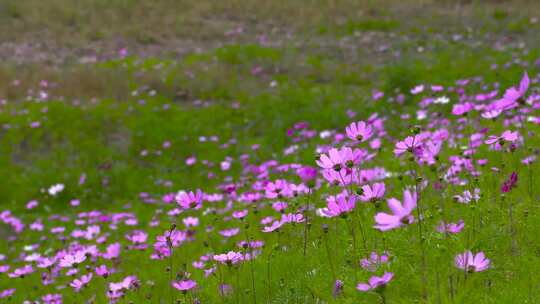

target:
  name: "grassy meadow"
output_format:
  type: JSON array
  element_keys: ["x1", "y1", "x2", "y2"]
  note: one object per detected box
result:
[{"x1": 0, "y1": 1, "x2": 540, "y2": 303}]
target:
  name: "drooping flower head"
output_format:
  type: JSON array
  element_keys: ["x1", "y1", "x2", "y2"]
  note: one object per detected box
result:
[{"x1": 501, "y1": 172, "x2": 518, "y2": 193}]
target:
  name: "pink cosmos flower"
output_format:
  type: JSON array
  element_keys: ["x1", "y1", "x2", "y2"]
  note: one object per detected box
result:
[
  {"x1": 183, "y1": 217, "x2": 199, "y2": 227},
  {"x1": 95, "y1": 265, "x2": 111, "y2": 277},
  {"x1": 213, "y1": 251, "x2": 244, "y2": 265},
  {"x1": 498, "y1": 72, "x2": 529, "y2": 108},
  {"x1": 317, "y1": 192, "x2": 356, "y2": 218},
  {"x1": 451, "y1": 102, "x2": 473, "y2": 116},
  {"x1": 481, "y1": 109, "x2": 502, "y2": 119},
  {"x1": 219, "y1": 228, "x2": 240, "y2": 238},
  {"x1": 296, "y1": 166, "x2": 317, "y2": 183},
  {"x1": 316, "y1": 147, "x2": 367, "y2": 170},
  {"x1": 70, "y1": 273, "x2": 93, "y2": 292},
  {"x1": 359, "y1": 182, "x2": 385, "y2": 203},
  {"x1": 437, "y1": 220, "x2": 464, "y2": 234},
  {"x1": 232, "y1": 209, "x2": 248, "y2": 219},
  {"x1": 26, "y1": 200, "x2": 39, "y2": 209},
  {"x1": 357, "y1": 272, "x2": 394, "y2": 291},
  {"x1": 455, "y1": 251, "x2": 490, "y2": 272},
  {"x1": 102, "y1": 243, "x2": 121, "y2": 259},
  {"x1": 265, "y1": 179, "x2": 293, "y2": 199},
  {"x1": 59, "y1": 251, "x2": 87, "y2": 268},
  {"x1": 501, "y1": 172, "x2": 518, "y2": 193},
  {"x1": 453, "y1": 188, "x2": 480, "y2": 204},
  {"x1": 346, "y1": 121, "x2": 373, "y2": 142},
  {"x1": 42, "y1": 293, "x2": 62, "y2": 304},
  {"x1": 0, "y1": 288, "x2": 15, "y2": 299},
  {"x1": 485, "y1": 130, "x2": 519, "y2": 145},
  {"x1": 374, "y1": 189, "x2": 417, "y2": 231},
  {"x1": 172, "y1": 280, "x2": 197, "y2": 292},
  {"x1": 394, "y1": 136, "x2": 422, "y2": 156},
  {"x1": 176, "y1": 189, "x2": 203, "y2": 209}
]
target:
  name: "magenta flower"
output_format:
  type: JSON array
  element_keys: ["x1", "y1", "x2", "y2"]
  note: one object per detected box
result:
[
  {"x1": 42, "y1": 293, "x2": 62, "y2": 304},
  {"x1": 503, "y1": 72, "x2": 530, "y2": 103},
  {"x1": 374, "y1": 189, "x2": 417, "y2": 231},
  {"x1": 296, "y1": 166, "x2": 318, "y2": 183},
  {"x1": 95, "y1": 265, "x2": 111, "y2": 277},
  {"x1": 172, "y1": 280, "x2": 197, "y2": 292},
  {"x1": 437, "y1": 220, "x2": 464, "y2": 234},
  {"x1": 0, "y1": 288, "x2": 15, "y2": 299},
  {"x1": 317, "y1": 192, "x2": 356, "y2": 218},
  {"x1": 232, "y1": 209, "x2": 248, "y2": 219},
  {"x1": 70, "y1": 273, "x2": 93, "y2": 292},
  {"x1": 357, "y1": 272, "x2": 394, "y2": 291},
  {"x1": 59, "y1": 251, "x2": 87, "y2": 268},
  {"x1": 455, "y1": 251, "x2": 490, "y2": 272},
  {"x1": 316, "y1": 147, "x2": 366, "y2": 170},
  {"x1": 501, "y1": 172, "x2": 518, "y2": 193},
  {"x1": 109, "y1": 275, "x2": 139, "y2": 292},
  {"x1": 219, "y1": 228, "x2": 240, "y2": 238},
  {"x1": 485, "y1": 130, "x2": 519, "y2": 145},
  {"x1": 451, "y1": 102, "x2": 473, "y2": 116},
  {"x1": 333, "y1": 280, "x2": 344, "y2": 298},
  {"x1": 213, "y1": 251, "x2": 244, "y2": 265},
  {"x1": 359, "y1": 182, "x2": 385, "y2": 203},
  {"x1": 176, "y1": 189, "x2": 203, "y2": 209},
  {"x1": 360, "y1": 251, "x2": 390, "y2": 272},
  {"x1": 394, "y1": 136, "x2": 422, "y2": 156},
  {"x1": 8, "y1": 265, "x2": 33, "y2": 278},
  {"x1": 346, "y1": 121, "x2": 373, "y2": 142}
]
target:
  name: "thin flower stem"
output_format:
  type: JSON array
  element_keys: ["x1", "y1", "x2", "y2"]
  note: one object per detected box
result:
[
  {"x1": 323, "y1": 231, "x2": 337, "y2": 281},
  {"x1": 346, "y1": 218, "x2": 359, "y2": 282},
  {"x1": 303, "y1": 189, "x2": 312, "y2": 257},
  {"x1": 411, "y1": 158, "x2": 428, "y2": 302},
  {"x1": 243, "y1": 227, "x2": 257, "y2": 304}
]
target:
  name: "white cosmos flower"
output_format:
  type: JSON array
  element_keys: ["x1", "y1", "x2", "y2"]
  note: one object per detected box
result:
[
  {"x1": 48, "y1": 184, "x2": 65, "y2": 196},
  {"x1": 434, "y1": 96, "x2": 450, "y2": 104}
]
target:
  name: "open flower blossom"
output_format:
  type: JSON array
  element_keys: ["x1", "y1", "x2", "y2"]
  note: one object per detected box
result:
[
  {"x1": 59, "y1": 251, "x2": 87, "y2": 268},
  {"x1": 176, "y1": 189, "x2": 203, "y2": 209},
  {"x1": 48, "y1": 184, "x2": 65, "y2": 196},
  {"x1": 356, "y1": 272, "x2": 394, "y2": 291},
  {"x1": 484, "y1": 130, "x2": 519, "y2": 145},
  {"x1": 70, "y1": 273, "x2": 93, "y2": 292},
  {"x1": 453, "y1": 188, "x2": 480, "y2": 204},
  {"x1": 489, "y1": 72, "x2": 529, "y2": 110},
  {"x1": 317, "y1": 192, "x2": 356, "y2": 218},
  {"x1": 346, "y1": 121, "x2": 373, "y2": 142},
  {"x1": 437, "y1": 220, "x2": 464, "y2": 234},
  {"x1": 455, "y1": 251, "x2": 490, "y2": 272},
  {"x1": 213, "y1": 251, "x2": 244, "y2": 265},
  {"x1": 0, "y1": 289, "x2": 15, "y2": 299},
  {"x1": 172, "y1": 279, "x2": 197, "y2": 292},
  {"x1": 394, "y1": 136, "x2": 422, "y2": 156},
  {"x1": 359, "y1": 182, "x2": 385, "y2": 203},
  {"x1": 316, "y1": 147, "x2": 368, "y2": 170},
  {"x1": 374, "y1": 189, "x2": 417, "y2": 231}
]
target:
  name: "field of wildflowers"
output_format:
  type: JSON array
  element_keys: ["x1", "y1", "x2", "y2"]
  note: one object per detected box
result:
[{"x1": 1, "y1": 1, "x2": 540, "y2": 303}]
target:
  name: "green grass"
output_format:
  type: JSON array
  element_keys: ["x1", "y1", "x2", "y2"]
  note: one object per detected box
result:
[{"x1": 1, "y1": 1, "x2": 540, "y2": 303}]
